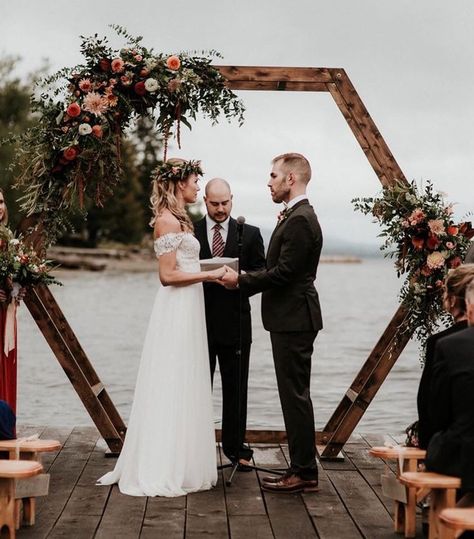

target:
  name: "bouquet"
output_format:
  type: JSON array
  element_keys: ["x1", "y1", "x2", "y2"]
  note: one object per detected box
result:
[
  {"x1": 353, "y1": 179, "x2": 473, "y2": 355},
  {"x1": 0, "y1": 225, "x2": 61, "y2": 303}
]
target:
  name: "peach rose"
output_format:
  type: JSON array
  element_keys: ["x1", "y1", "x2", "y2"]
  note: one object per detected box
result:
[
  {"x1": 428, "y1": 219, "x2": 446, "y2": 236},
  {"x1": 66, "y1": 102, "x2": 81, "y2": 118},
  {"x1": 92, "y1": 125, "x2": 103, "y2": 138},
  {"x1": 408, "y1": 208, "x2": 425, "y2": 226},
  {"x1": 111, "y1": 58, "x2": 125, "y2": 73},
  {"x1": 166, "y1": 55, "x2": 181, "y2": 70}
]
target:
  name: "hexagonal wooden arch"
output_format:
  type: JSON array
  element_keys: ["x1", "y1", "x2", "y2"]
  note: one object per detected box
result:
[{"x1": 22, "y1": 66, "x2": 413, "y2": 458}]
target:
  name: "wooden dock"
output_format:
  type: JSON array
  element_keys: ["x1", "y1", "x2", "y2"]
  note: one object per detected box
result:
[{"x1": 15, "y1": 425, "x2": 422, "y2": 538}]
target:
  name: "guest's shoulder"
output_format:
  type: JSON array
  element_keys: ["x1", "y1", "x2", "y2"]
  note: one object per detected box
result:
[
  {"x1": 243, "y1": 222, "x2": 262, "y2": 235},
  {"x1": 436, "y1": 325, "x2": 474, "y2": 354}
]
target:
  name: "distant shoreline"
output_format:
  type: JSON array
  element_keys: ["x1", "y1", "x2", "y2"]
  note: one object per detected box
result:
[{"x1": 48, "y1": 246, "x2": 364, "y2": 272}]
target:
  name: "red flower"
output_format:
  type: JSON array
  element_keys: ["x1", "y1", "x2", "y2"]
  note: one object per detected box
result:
[
  {"x1": 91, "y1": 125, "x2": 103, "y2": 138},
  {"x1": 51, "y1": 165, "x2": 63, "y2": 174},
  {"x1": 447, "y1": 225, "x2": 459, "y2": 236},
  {"x1": 99, "y1": 58, "x2": 111, "y2": 72},
  {"x1": 411, "y1": 236, "x2": 425, "y2": 250},
  {"x1": 426, "y1": 234, "x2": 441, "y2": 250},
  {"x1": 166, "y1": 55, "x2": 181, "y2": 70},
  {"x1": 420, "y1": 265, "x2": 432, "y2": 276},
  {"x1": 449, "y1": 256, "x2": 462, "y2": 269},
  {"x1": 66, "y1": 102, "x2": 81, "y2": 118},
  {"x1": 63, "y1": 147, "x2": 79, "y2": 161},
  {"x1": 134, "y1": 81, "x2": 146, "y2": 96}
]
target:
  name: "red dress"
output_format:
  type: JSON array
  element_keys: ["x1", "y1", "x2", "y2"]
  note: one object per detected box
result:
[{"x1": 0, "y1": 304, "x2": 17, "y2": 415}]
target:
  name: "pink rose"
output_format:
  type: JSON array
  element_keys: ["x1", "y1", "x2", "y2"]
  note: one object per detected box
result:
[
  {"x1": 66, "y1": 102, "x2": 81, "y2": 118},
  {"x1": 111, "y1": 58, "x2": 125, "y2": 73},
  {"x1": 166, "y1": 55, "x2": 181, "y2": 70}
]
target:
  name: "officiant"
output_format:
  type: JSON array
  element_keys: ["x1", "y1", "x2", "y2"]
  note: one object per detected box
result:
[{"x1": 195, "y1": 178, "x2": 265, "y2": 466}]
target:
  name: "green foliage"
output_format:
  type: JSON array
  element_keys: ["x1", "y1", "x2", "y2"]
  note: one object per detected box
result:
[
  {"x1": 353, "y1": 179, "x2": 473, "y2": 357},
  {"x1": 6, "y1": 27, "x2": 244, "y2": 244}
]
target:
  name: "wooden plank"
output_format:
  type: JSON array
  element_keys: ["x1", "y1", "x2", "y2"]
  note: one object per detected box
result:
[
  {"x1": 327, "y1": 469, "x2": 395, "y2": 538},
  {"x1": 225, "y1": 81, "x2": 328, "y2": 92},
  {"x1": 303, "y1": 470, "x2": 363, "y2": 538},
  {"x1": 186, "y1": 446, "x2": 228, "y2": 538},
  {"x1": 23, "y1": 287, "x2": 124, "y2": 454},
  {"x1": 228, "y1": 515, "x2": 274, "y2": 539},
  {"x1": 18, "y1": 426, "x2": 99, "y2": 539},
  {"x1": 94, "y1": 485, "x2": 146, "y2": 539},
  {"x1": 320, "y1": 306, "x2": 413, "y2": 457},
  {"x1": 327, "y1": 68, "x2": 407, "y2": 186},
  {"x1": 217, "y1": 65, "x2": 334, "y2": 83},
  {"x1": 141, "y1": 497, "x2": 185, "y2": 539},
  {"x1": 327, "y1": 82, "x2": 387, "y2": 184}
]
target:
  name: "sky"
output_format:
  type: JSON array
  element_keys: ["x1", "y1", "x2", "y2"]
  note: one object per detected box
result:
[{"x1": 2, "y1": 1, "x2": 474, "y2": 247}]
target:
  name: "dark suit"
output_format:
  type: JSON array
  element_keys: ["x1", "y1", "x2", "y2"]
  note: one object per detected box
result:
[
  {"x1": 195, "y1": 216, "x2": 265, "y2": 461},
  {"x1": 239, "y1": 199, "x2": 323, "y2": 480},
  {"x1": 425, "y1": 326, "x2": 474, "y2": 490},
  {"x1": 417, "y1": 321, "x2": 468, "y2": 449}
]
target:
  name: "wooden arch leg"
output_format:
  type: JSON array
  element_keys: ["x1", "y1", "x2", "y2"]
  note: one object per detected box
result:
[{"x1": 0, "y1": 477, "x2": 15, "y2": 539}]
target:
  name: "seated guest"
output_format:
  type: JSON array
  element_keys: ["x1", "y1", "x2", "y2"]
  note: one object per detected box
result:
[
  {"x1": 425, "y1": 277, "x2": 474, "y2": 491},
  {"x1": 417, "y1": 264, "x2": 474, "y2": 449}
]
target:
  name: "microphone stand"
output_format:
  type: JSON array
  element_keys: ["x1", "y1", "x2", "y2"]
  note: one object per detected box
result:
[{"x1": 219, "y1": 217, "x2": 284, "y2": 487}]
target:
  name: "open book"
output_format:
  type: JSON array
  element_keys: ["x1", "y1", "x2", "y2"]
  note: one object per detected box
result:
[{"x1": 200, "y1": 257, "x2": 239, "y2": 272}]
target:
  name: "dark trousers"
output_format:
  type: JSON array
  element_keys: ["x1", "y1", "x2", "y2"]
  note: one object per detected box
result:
[
  {"x1": 209, "y1": 341, "x2": 253, "y2": 462},
  {"x1": 270, "y1": 331, "x2": 318, "y2": 480}
]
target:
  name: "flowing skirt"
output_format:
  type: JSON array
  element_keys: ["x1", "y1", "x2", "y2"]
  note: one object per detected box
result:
[{"x1": 98, "y1": 282, "x2": 217, "y2": 496}]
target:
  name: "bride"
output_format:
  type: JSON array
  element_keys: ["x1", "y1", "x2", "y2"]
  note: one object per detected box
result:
[{"x1": 98, "y1": 158, "x2": 225, "y2": 497}]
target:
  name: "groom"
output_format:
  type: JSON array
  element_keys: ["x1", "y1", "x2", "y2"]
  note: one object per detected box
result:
[
  {"x1": 220, "y1": 153, "x2": 323, "y2": 493},
  {"x1": 194, "y1": 178, "x2": 265, "y2": 467}
]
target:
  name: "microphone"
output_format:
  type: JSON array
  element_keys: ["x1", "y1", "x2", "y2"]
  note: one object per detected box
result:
[
  {"x1": 236, "y1": 216, "x2": 245, "y2": 275},
  {"x1": 236, "y1": 216, "x2": 246, "y2": 226}
]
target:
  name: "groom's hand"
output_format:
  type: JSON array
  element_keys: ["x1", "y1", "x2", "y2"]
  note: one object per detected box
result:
[{"x1": 218, "y1": 266, "x2": 239, "y2": 289}]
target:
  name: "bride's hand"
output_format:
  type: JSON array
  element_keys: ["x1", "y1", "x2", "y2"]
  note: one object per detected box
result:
[{"x1": 206, "y1": 266, "x2": 227, "y2": 281}]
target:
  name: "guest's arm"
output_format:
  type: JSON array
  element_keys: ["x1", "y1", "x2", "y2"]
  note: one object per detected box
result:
[
  {"x1": 429, "y1": 343, "x2": 451, "y2": 433},
  {"x1": 242, "y1": 227, "x2": 266, "y2": 272}
]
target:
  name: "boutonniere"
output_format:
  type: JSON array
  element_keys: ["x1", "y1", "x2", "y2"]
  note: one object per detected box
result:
[{"x1": 277, "y1": 206, "x2": 294, "y2": 224}]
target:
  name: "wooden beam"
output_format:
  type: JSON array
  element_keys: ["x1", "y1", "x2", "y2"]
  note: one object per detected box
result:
[
  {"x1": 224, "y1": 80, "x2": 328, "y2": 92},
  {"x1": 216, "y1": 66, "x2": 334, "y2": 83}
]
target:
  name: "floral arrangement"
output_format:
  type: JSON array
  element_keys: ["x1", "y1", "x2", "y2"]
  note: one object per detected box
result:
[
  {"x1": 0, "y1": 226, "x2": 60, "y2": 301},
  {"x1": 153, "y1": 160, "x2": 203, "y2": 182},
  {"x1": 353, "y1": 179, "x2": 473, "y2": 352},
  {"x1": 9, "y1": 25, "x2": 244, "y2": 243}
]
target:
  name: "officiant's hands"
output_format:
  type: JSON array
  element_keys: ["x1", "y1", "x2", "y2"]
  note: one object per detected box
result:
[{"x1": 218, "y1": 266, "x2": 239, "y2": 289}]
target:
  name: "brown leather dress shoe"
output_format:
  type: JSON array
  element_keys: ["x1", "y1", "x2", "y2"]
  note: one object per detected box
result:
[
  {"x1": 262, "y1": 473, "x2": 319, "y2": 493},
  {"x1": 262, "y1": 471, "x2": 292, "y2": 484}
]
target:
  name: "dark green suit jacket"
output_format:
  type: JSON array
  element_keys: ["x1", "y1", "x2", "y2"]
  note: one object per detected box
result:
[{"x1": 239, "y1": 199, "x2": 323, "y2": 333}]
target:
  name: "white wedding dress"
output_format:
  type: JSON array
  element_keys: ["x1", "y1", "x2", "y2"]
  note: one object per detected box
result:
[{"x1": 98, "y1": 232, "x2": 217, "y2": 496}]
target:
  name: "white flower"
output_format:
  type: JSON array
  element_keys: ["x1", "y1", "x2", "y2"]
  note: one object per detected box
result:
[
  {"x1": 9, "y1": 239, "x2": 19, "y2": 245},
  {"x1": 11, "y1": 282, "x2": 21, "y2": 299},
  {"x1": 144, "y1": 78, "x2": 159, "y2": 92},
  {"x1": 144, "y1": 57, "x2": 158, "y2": 70},
  {"x1": 78, "y1": 123, "x2": 92, "y2": 136}
]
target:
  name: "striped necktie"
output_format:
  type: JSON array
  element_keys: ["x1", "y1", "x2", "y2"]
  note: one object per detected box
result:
[{"x1": 212, "y1": 223, "x2": 225, "y2": 257}]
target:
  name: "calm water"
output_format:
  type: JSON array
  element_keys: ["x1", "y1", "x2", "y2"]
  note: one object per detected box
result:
[{"x1": 17, "y1": 258, "x2": 423, "y2": 434}]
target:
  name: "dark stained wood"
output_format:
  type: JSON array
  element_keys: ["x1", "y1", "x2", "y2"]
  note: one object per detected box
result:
[
  {"x1": 224, "y1": 81, "x2": 328, "y2": 92},
  {"x1": 23, "y1": 286, "x2": 125, "y2": 454},
  {"x1": 217, "y1": 66, "x2": 334, "y2": 83},
  {"x1": 15, "y1": 430, "x2": 414, "y2": 538},
  {"x1": 327, "y1": 68, "x2": 408, "y2": 186},
  {"x1": 320, "y1": 305, "x2": 413, "y2": 457}
]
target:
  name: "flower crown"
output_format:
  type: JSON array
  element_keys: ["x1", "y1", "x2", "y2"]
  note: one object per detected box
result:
[{"x1": 154, "y1": 160, "x2": 204, "y2": 182}]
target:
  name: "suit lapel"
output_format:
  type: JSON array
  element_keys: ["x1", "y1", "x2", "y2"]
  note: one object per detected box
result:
[
  {"x1": 223, "y1": 217, "x2": 237, "y2": 257},
  {"x1": 195, "y1": 217, "x2": 212, "y2": 259},
  {"x1": 268, "y1": 199, "x2": 310, "y2": 251}
]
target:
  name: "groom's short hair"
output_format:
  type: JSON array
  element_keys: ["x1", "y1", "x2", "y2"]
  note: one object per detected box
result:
[{"x1": 272, "y1": 153, "x2": 311, "y2": 184}]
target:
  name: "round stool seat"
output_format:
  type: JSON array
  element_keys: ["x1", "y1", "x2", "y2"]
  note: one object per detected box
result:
[
  {"x1": 369, "y1": 446, "x2": 426, "y2": 460},
  {"x1": 0, "y1": 460, "x2": 42, "y2": 479},
  {"x1": 0, "y1": 439, "x2": 61, "y2": 453},
  {"x1": 439, "y1": 508, "x2": 474, "y2": 531},
  {"x1": 400, "y1": 471, "x2": 461, "y2": 489}
]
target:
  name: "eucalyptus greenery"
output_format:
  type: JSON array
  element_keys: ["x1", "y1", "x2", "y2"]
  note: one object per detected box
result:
[{"x1": 7, "y1": 25, "x2": 244, "y2": 244}]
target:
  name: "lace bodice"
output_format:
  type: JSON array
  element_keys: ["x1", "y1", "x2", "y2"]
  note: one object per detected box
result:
[{"x1": 154, "y1": 232, "x2": 201, "y2": 272}]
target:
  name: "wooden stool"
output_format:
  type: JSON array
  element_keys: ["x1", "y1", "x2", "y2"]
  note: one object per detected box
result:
[
  {"x1": 0, "y1": 439, "x2": 61, "y2": 528},
  {"x1": 439, "y1": 508, "x2": 474, "y2": 539},
  {"x1": 369, "y1": 446, "x2": 426, "y2": 537},
  {"x1": 0, "y1": 460, "x2": 42, "y2": 539},
  {"x1": 400, "y1": 471, "x2": 461, "y2": 539}
]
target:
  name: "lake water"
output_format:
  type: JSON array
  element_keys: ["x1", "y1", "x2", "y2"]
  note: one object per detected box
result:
[{"x1": 17, "y1": 258, "x2": 424, "y2": 435}]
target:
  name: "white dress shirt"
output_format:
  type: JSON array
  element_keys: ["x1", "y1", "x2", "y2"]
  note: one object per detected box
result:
[
  {"x1": 206, "y1": 215, "x2": 230, "y2": 254},
  {"x1": 286, "y1": 194, "x2": 308, "y2": 209}
]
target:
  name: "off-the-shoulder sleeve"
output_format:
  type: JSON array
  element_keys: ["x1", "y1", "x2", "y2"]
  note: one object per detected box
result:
[{"x1": 154, "y1": 233, "x2": 184, "y2": 257}]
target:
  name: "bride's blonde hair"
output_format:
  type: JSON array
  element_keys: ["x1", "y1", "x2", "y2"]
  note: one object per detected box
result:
[{"x1": 150, "y1": 158, "x2": 198, "y2": 232}]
